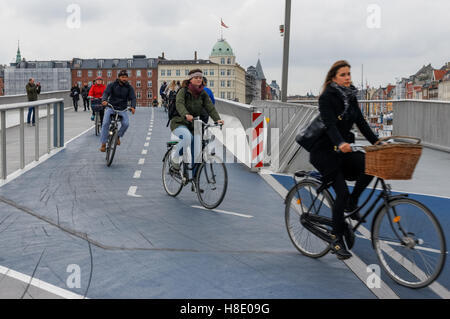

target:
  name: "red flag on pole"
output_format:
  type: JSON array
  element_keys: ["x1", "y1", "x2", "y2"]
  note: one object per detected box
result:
[{"x1": 221, "y1": 19, "x2": 229, "y2": 28}]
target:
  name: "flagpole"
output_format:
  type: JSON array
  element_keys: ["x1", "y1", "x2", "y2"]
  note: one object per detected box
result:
[{"x1": 281, "y1": 0, "x2": 291, "y2": 102}]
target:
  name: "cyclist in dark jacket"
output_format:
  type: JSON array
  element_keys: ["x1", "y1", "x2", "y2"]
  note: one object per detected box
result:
[
  {"x1": 99, "y1": 70, "x2": 136, "y2": 152},
  {"x1": 81, "y1": 82, "x2": 91, "y2": 112},
  {"x1": 311, "y1": 60, "x2": 382, "y2": 260}
]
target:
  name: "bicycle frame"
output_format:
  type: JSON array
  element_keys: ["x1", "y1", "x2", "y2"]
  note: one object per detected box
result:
[{"x1": 296, "y1": 175, "x2": 412, "y2": 244}]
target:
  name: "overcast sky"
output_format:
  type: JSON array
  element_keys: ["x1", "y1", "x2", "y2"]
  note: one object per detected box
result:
[{"x1": 0, "y1": 0, "x2": 449, "y2": 95}]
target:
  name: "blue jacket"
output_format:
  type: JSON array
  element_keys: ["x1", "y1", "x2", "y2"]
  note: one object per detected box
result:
[
  {"x1": 204, "y1": 87, "x2": 215, "y2": 105},
  {"x1": 102, "y1": 80, "x2": 136, "y2": 111}
]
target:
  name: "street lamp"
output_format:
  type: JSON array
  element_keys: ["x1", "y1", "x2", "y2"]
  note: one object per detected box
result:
[{"x1": 281, "y1": 0, "x2": 291, "y2": 102}]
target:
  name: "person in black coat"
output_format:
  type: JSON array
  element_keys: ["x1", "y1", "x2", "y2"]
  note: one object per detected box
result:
[
  {"x1": 81, "y1": 82, "x2": 91, "y2": 112},
  {"x1": 70, "y1": 83, "x2": 81, "y2": 112},
  {"x1": 310, "y1": 60, "x2": 382, "y2": 260}
]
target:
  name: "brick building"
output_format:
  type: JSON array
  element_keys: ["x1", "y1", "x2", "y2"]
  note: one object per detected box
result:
[
  {"x1": 71, "y1": 55, "x2": 158, "y2": 107},
  {"x1": 0, "y1": 68, "x2": 4, "y2": 96}
]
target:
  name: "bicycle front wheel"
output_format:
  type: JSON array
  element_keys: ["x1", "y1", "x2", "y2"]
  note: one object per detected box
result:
[
  {"x1": 372, "y1": 198, "x2": 447, "y2": 289},
  {"x1": 106, "y1": 131, "x2": 119, "y2": 167},
  {"x1": 285, "y1": 180, "x2": 334, "y2": 258},
  {"x1": 95, "y1": 114, "x2": 101, "y2": 136},
  {"x1": 162, "y1": 149, "x2": 184, "y2": 197},
  {"x1": 196, "y1": 156, "x2": 228, "y2": 209}
]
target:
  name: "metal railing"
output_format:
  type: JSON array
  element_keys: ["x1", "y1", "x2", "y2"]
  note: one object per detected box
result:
[{"x1": 0, "y1": 98, "x2": 65, "y2": 179}]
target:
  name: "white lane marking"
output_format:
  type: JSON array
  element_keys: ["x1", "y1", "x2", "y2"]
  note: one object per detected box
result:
[
  {"x1": 191, "y1": 206, "x2": 254, "y2": 219},
  {"x1": 127, "y1": 186, "x2": 142, "y2": 198},
  {"x1": 146, "y1": 137, "x2": 151, "y2": 141},
  {"x1": 144, "y1": 143, "x2": 150, "y2": 147},
  {"x1": 258, "y1": 172, "x2": 400, "y2": 299},
  {"x1": 142, "y1": 150, "x2": 148, "y2": 155},
  {"x1": 0, "y1": 265, "x2": 85, "y2": 299},
  {"x1": 133, "y1": 170, "x2": 142, "y2": 179},
  {"x1": 138, "y1": 158, "x2": 145, "y2": 165}
]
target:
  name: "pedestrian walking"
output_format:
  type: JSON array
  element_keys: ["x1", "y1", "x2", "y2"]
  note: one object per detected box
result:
[{"x1": 26, "y1": 78, "x2": 41, "y2": 126}]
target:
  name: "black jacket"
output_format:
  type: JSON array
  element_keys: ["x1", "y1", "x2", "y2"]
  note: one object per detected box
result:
[
  {"x1": 310, "y1": 85, "x2": 379, "y2": 179},
  {"x1": 81, "y1": 85, "x2": 90, "y2": 98},
  {"x1": 102, "y1": 80, "x2": 136, "y2": 111},
  {"x1": 70, "y1": 86, "x2": 81, "y2": 100}
]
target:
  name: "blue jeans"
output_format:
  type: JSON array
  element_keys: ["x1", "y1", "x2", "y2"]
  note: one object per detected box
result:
[
  {"x1": 172, "y1": 126, "x2": 202, "y2": 174},
  {"x1": 27, "y1": 107, "x2": 35, "y2": 124},
  {"x1": 100, "y1": 108, "x2": 130, "y2": 144}
]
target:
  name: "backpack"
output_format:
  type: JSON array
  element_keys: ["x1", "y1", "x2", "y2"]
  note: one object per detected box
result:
[{"x1": 166, "y1": 88, "x2": 208, "y2": 127}]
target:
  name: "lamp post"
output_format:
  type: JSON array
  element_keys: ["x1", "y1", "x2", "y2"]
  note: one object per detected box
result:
[{"x1": 281, "y1": 0, "x2": 291, "y2": 102}]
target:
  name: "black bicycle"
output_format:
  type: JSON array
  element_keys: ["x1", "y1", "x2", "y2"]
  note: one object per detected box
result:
[
  {"x1": 105, "y1": 103, "x2": 131, "y2": 167},
  {"x1": 285, "y1": 144, "x2": 446, "y2": 289},
  {"x1": 162, "y1": 118, "x2": 228, "y2": 209}
]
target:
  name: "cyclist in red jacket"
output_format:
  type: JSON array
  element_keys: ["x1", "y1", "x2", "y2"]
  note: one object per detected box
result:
[{"x1": 88, "y1": 77, "x2": 107, "y2": 123}]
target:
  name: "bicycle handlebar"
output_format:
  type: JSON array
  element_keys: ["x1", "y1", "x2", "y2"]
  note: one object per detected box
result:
[
  {"x1": 193, "y1": 117, "x2": 223, "y2": 129},
  {"x1": 106, "y1": 103, "x2": 132, "y2": 112}
]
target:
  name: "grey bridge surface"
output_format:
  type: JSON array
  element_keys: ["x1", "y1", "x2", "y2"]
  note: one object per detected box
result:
[{"x1": 0, "y1": 107, "x2": 448, "y2": 299}]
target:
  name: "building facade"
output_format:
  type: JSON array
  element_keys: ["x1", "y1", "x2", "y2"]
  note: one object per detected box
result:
[
  {"x1": 71, "y1": 55, "x2": 158, "y2": 107},
  {"x1": 4, "y1": 60, "x2": 72, "y2": 95},
  {"x1": 158, "y1": 58, "x2": 218, "y2": 103},
  {"x1": 0, "y1": 67, "x2": 4, "y2": 96},
  {"x1": 157, "y1": 39, "x2": 246, "y2": 103}
]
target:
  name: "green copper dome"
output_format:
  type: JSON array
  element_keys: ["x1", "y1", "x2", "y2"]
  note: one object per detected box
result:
[{"x1": 210, "y1": 39, "x2": 234, "y2": 57}]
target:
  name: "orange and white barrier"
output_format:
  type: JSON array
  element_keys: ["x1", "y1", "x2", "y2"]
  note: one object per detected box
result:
[{"x1": 252, "y1": 112, "x2": 265, "y2": 169}]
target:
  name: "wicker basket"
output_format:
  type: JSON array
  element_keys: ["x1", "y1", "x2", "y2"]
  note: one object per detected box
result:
[{"x1": 364, "y1": 136, "x2": 423, "y2": 180}]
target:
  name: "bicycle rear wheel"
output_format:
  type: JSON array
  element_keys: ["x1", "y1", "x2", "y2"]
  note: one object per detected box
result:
[
  {"x1": 285, "y1": 180, "x2": 334, "y2": 258},
  {"x1": 195, "y1": 156, "x2": 228, "y2": 209},
  {"x1": 372, "y1": 198, "x2": 446, "y2": 288},
  {"x1": 106, "y1": 131, "x2": 119, "y2": 167},
  {"x1": 162, "y1": 148, "x2": 184, "y2": 197}
]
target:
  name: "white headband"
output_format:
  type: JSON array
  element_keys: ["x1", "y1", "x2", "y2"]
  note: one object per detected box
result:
[{"x1": 189, "y1": 72, "x2": 203, "y2": 79}]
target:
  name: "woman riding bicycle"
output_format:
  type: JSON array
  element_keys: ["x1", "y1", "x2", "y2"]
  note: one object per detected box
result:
[
  {"x1": 88, "y1": 76, "x2": 106, "y2": 123},
  {"x1": 169, "y1": 69, "x2": 224, "y2": 175},
  {"x1": 311, "y1": 60, "x2": 383, "y2": 260}
]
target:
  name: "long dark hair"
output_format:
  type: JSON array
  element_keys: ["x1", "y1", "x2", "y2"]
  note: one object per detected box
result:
[
  {"x1": 321, "y1": 60, "x2": 351, "y2": 94},
  {"x1": 182, "y1": 69, "x2": 203, "y2": 88}
]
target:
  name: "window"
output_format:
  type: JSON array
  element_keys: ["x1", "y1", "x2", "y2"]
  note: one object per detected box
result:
[
  {"x1": 107, "y1": 70, "x2": 112, "y2": 78},
  {"x1": 210, "y1": 69, "x2": 215, "y2": 76},
  {"x1": 209, "y1": 80, "x2": 214, "y2": 88},
  {"x1": 221, "y1": 58, "x2": 225, "y2": 64},
  {"x1": 227, "y1": 69, "x2": 231, "y2": 76},
  {"x1": 127, "y1": 60, "x2": 133, "y2": 68},
  {"x1": 227, "y1": 80, "x2": 231, "y2": 87},
  {"x1": 136, "y1": 91, "x2": 141, "y2": 99},
  {"x1": 220, "y1": 69, "x2": 226, "y2": 76},
  {"x1": 227, "y1": 92, "x2": 231, "y2": 99},
  {"x1": 136, "y1": 81, "x2": 141, "y2": 88},
  {"x1": 167, "y1": 70, "x2": 172, "y2": 76},
  {"x1": 137, "y1": 70, "x2": 141, "y2": 77},
  {"x1": 220, "y1": 92, "x2": 226, "y2": 99},
  {"x1": 77, "y1": 81, "x2": 82, "y2": 87},
  {"x1": 161, "y1": 70, "x2": 166, "y2": 76},
  {"x1": 88, "y1": 81, "x2": 93, "y2": 86},
  {"x1": 97, "y1": 70, "x2": 102, "y2": 77},
  {"x1": 147, "y1": 91, "x2": 153, "y2": 99},
  {"x1": 227, "y1": 58, "x2": 232, "y2": 64},
  {"x1": 147, "y1": 70, "x2": 153, "y2": 77},
  {"x1": 203, "y1": 70, "x2": 208, "y2": 76},
  {"x1": 128, "y1": 70, "x2": 132, "y2": 77},
  {"x1": 176, "y1": 70, "x2": 181, "y2": 76},
  {"x1": 185, "y1": 69, "x2": 190, "y2": 76},
  {"x1": 77, "y1": 71, "x2": 82, "y2": 77},
  {"x1": 148, "y1": 81, "x2": 152, "y2": 88},
  {"x1": 220, "y1": 80, "x2": 226, "y2": 88},
  {"x1": 88, "y1": 70, "x2": 93, "y2": 77}
]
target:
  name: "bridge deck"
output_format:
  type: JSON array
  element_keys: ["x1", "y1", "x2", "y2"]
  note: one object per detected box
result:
[{"x1": 0, "y1": 107, "x2": 448, "y2": 299}]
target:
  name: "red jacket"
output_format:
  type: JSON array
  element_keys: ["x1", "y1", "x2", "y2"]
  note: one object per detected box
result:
[{"x1": 88, "y1": 84, "x2": 106, "y2": 99}]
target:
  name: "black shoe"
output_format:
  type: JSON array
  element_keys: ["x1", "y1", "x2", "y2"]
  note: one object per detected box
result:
[{"x1": 330, "y1": 237, "x2": 353, "y2": 260}]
